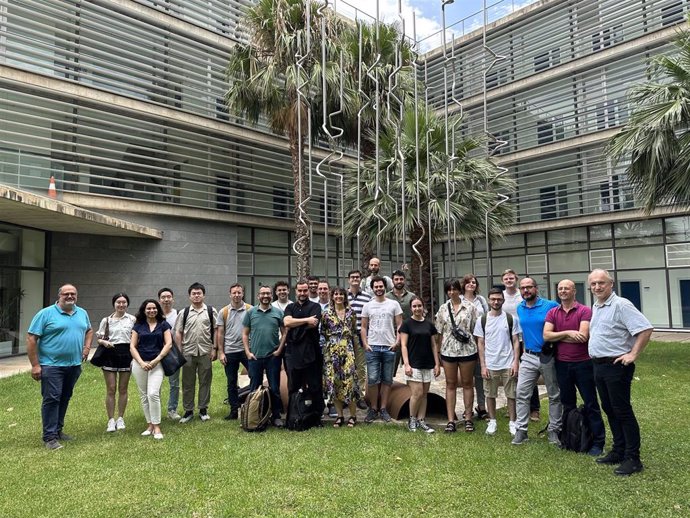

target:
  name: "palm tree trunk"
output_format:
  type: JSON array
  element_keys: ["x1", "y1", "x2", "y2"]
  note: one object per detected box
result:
[{"x1": 289, "y1": 128, "x2": 310, "y2": 279}]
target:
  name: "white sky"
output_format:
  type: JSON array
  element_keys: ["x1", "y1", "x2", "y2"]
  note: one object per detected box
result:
[{"x1": 332, "y1": 0, "x2": 538, "y2": 52}]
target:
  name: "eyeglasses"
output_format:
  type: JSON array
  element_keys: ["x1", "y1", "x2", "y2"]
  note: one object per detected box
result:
[{"x1": 520, "y1": 285, "x2": 536, "y2": 290}]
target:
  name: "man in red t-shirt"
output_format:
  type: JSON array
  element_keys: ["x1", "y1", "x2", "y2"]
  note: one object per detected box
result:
[{"x1": 543, "y1": 279, "x2": 605, "y2": 456}]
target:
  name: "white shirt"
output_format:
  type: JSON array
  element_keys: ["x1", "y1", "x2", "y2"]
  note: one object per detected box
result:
[{"x1": 473, "y1": 312, "x2": 522, "y2": 370}]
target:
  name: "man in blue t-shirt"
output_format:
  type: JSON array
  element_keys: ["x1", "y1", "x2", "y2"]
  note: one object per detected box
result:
[
  {"x1": 27, "y1": 284, "x2": 93, "y2": 450},
  {"x1": 512, "y1": 277, "x2": 562, "y2": 446}
]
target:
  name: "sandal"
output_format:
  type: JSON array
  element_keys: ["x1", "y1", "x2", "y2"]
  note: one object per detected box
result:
[
  {"x1": 333, "y1": 416, "x2": 344, "y2": 428},
  {"x1": 347, "y1": 416, "x2": 357, "y2": 428},
  {"x1": 464, "y1": 418, "x2": 475, "y2": 432},
  {"x1": 444, "y1": 421, "x2": 456, "y2": 433}
]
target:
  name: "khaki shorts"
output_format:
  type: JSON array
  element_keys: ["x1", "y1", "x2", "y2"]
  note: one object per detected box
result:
[
  {"x1": 483, "y1": 368, "x2": 517, "y2": 399},
  {"x1": 405, "y1": 368, "x2": 434, "y2": 383}
]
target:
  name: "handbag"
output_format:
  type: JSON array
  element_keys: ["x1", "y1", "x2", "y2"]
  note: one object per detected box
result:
[
  {"x1": 161, "y1": 344, "x2": 186, "y2": 376},
  {"x1": 90, "y1": 317, "x2": 110, "y2": 367}
]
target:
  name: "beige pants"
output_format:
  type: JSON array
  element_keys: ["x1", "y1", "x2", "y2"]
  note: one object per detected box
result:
[{"x1": 182, "y1": 354, "x2": 212, "y2": 412}]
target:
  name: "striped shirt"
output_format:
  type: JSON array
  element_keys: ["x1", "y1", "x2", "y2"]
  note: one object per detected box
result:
[{"x1": 348, "y1": 289, "x2": 372, "y2": 332}]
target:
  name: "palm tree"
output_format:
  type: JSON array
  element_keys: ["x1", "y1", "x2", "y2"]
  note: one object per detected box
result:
[
  {"x1": 343, "y1": 105, "x2": 516, "y2": 305},
  {"x1": 226, "y1": 0, "x2": 355, "y2": 278},
  {"x1": 607, "y1": 22, "x2": 690, "y2": 213}
]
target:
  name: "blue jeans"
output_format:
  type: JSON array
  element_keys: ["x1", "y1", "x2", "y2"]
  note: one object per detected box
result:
[
  {"x1": 40, "y1": 365, "x2": 81, "y2": 442},
  {"x1": 223, "y1": 351, "x2": 249, "y2": 410},
  {"x1": 594, "y1": 361, "x2": 640, "y2": 460},
  {"x1": 555, "y1": 359, "x2": 606, "y2": 449},
  {"x1": 167, "y1": 369, "x2": 180, "y2": 412},
  {"x1": 365, "y1": 346, "x2": 395, "y2": 385},
  {"x1": 248, "y1": 355, "x2": 282, "y2": 419}
]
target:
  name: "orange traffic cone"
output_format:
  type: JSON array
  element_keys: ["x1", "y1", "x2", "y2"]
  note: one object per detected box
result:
[{"x1": 48, "y1": 176, "x2": 57, "y2": 199}]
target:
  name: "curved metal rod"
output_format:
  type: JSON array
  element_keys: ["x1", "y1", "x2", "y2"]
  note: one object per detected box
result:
[
  {"x1": 355, "y1": 18, "x2": 371, "y2": 268},
  {"x1": 367, "y1": 3, "x2": 384, "y2": 255},
  {"x1": 424, "y1": 60, "x2": 435, "y2": 309}
]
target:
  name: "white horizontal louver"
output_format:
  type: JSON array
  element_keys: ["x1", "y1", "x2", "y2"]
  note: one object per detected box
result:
[
  {"x1": 338, "y1": 258, "x2": 353, "y2": 273},
  {"x1": 473, "y1": 258, "x2": 487, "y2": 276},
  {"x1": 433, "y1": 261, "x2": 445, "y2": 279},
  {"x1": 589, "y1": 249, "x2": 615, "y2": 270},
  {"x1": 666, "y1": 244, "x2": 690, "y2": 268},
  {"x1": 526, "y1": 254, "x2": 547, "y2": 274}
]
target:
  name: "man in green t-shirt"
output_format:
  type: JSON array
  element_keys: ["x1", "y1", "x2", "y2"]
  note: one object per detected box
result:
[{"x1": 242, "y1": 285, "x2": 286, "y2": 427}]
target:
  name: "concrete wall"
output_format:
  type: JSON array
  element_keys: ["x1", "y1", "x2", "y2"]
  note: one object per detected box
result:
[{"x1": 49, "y1": 214, "x2": 238, "y2": 329}]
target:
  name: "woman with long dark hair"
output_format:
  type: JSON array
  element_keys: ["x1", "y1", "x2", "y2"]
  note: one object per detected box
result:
[
  {"x1": 321, "y1": 287, "x2": 362, "y2": 427},
  {"x1": 94, "y1": 293, "x2": 136, "y2": 433},
  {"x1": 130, "y1": 299, "x2": 172, "y2": 440}
]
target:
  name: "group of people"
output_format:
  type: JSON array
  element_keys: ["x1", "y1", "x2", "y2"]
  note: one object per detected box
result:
[{"x1": 26, "y1": 262, "x2": 652, "y2": 476}]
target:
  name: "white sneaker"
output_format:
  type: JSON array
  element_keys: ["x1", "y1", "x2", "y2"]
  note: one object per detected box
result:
[
  {"x1": 153, "y1": 432, "x2": 164, "y2": 440},
  {"x1": 486, "y1": 419, "x2": 497, "y2": 435},
  {"x1": 115, "y1": 417, "x2": 126, "y2": 430},
  {"x1": 167, "y1": 410, "x2": 181, "y2": 421},
  {"x1": 417, "y1": 420, "x2": 435, "y2": 434},
  {"x1": 509, "y1": 421, "x2": 517, "y2": 437},
  {"x1": 106, "y1": 418, "x2": 116, "y2": 433},
  {"x1": 141, "y1": 429, "x2": 152, "y2": 436}
]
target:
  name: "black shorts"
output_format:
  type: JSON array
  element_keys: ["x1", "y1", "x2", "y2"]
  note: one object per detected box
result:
[
  {"x1": 441, "y1": 352, "x2": 479, "y2": 363},
  {"x1": 100, "y1": 343, "x2": 132, "y2": 372}
]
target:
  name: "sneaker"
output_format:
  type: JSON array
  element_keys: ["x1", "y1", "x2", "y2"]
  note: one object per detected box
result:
[
  {"x1": 485, "y1": 419, "x2": 497, "y2": 436},
  {"x1": 417, "y1": 420, "x2": 435, "y2": 434},
  {"x1": 511, "y1": 430, "x2": 529, "y2": 445},
  {"x1": 596, "y1": 451, "x2": 624, "y2": 465},
  {"x1": 530, "y1": 410, "x2": 540, "y2": 422},
  {"x1": 167, "y1": 410, "x2": 181, "y2": 421},
  {"x1": 141, "y1": 429, "x2": 153, "y2": 436},
  {"x1": 588, "y1": 445, "x2": 604, "y2": 457},
  {"x1": 199, "y1": 409, "x2": 211, "y2": 421},
  {"x1": 153, "y1": 432, "x2": 164, "y2": 440},
  {"x1": 44, "y1": 439, "x2": 63, "y2": 450},
  {"x1": 224, "y1": 408, "x2": 239, "y2": 421},
  {"x1": 327, "y1": 404, "x2": 338, "y2": 418},
  {"x1": 179, "y1": 411, "x2": 194, "y2": 423},
  {"x1": 272, "y1": 418, "x2": 284, "y2": 428},
  {"x1": 614, "y1": 458, "x2": 643, "y2": 476},
  {"x1": 547, "y1": 430, "x2": 561, "y2": 446},
  {"x1": 115, "y1": 417, "x2": 126, "y2": 430},
  {"x1": 58, "y1": 432, "x2": 74, "y2": 441},
  {"x1": 379, "y1": 408, "x2": 392, "y2": 423},
  {"x1": 364, "y1": 408, "x2": 378, "y2": 424},
  {"x1": 106, "y1": 418, "x2": 116, "y2": 433},
  {"x1": 408, "y1": 417, "x2": 418, "y2": 432},
  {"x1": 509, "y1": 421, "x2": 517, "y2": 437}
]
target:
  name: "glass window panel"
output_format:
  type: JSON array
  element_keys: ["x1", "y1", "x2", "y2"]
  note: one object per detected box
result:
[
  {"x1": 493, "y1": 233, "x2": 525, "y2": 251},
  {"x1": 527, "y1": 232, "x2": 545, "y2": 246},
  {"x1": 21, "y1": 229, "x2": 45, "y2": 268},
  {"x1": 616, "y1": 246, "x2": 666, "y2": 269},
  {"x1": 254, "y1": 254, "x2": 288, "y2": 275},
  {"x1": 614, "y1": 220, "x2": 663, "y2": 246},
  {"x1": 665, "y1": 216, "x2": 690, "y2": 243},
  {"x1": 549, "y1": 251, "x2": 589, "y2": 273}
]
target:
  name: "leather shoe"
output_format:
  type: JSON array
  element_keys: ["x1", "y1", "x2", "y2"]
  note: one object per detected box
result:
[
  {"x1": 596, "y1": 451, "x2": 623, "y2": 465},
  {"x1": 614, "y1": 458, "x2": 643, "y2": 476}
]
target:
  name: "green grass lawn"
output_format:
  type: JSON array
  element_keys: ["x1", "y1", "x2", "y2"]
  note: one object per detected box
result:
[{"x1": 1, "y1": 341, "x2": 688, "y2": 517}]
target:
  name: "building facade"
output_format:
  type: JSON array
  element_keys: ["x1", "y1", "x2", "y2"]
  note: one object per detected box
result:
[{"x1": 1, "y1": 0, "x2": 689, "y2": 358}]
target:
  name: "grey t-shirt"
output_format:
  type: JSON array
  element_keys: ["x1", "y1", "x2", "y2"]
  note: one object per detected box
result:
[
  {"x1": 589, "y1": 293, "x2": 652, "y2": 358},
  {"x1": 361, "y1": 298, "x2": 402, "y2": 347}
]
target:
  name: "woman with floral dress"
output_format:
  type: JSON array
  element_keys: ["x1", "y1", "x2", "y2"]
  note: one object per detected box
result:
[{"x1": 321, "y1": 287, "x2": 362, "y2": 427}]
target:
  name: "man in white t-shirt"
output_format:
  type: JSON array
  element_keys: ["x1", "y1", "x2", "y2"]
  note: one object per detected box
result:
[
  {"x1": 361, "y1": 276, "x2": 403, "y2": 423},
  {"x1": 474, "y1": 288, "x2": 522, "y2": 437}
]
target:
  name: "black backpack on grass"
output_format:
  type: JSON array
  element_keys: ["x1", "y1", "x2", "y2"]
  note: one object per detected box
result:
[
  {"x1": 286, "y1": 389, "x2": 322, "y2": 431},
  {"x1": 559, "y1": 406, "x2": 593, "y2": 453}
]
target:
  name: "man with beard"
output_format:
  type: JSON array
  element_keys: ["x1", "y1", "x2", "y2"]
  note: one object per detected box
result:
[
  {"x1": 512, "y1": 277, "x2": 561, "y2": 446},
  {"x1": 386, "y1": 269, "x2": 416, "y2": 373},
  {"x1": 363, "y1": 257, "x2": 393, "y2": 297},
  {"x1": 283, "y1": 280, "x2": 323, "y2": 416}
]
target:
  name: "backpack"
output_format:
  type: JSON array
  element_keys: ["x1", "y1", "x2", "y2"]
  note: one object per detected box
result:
[
  {"x1": 222, "y1": 303, "x2": 252, "y2": 322},
  {"x1": 286, "y1": 389, "x2": 322, "y2": 431},
  {"x1": 481, "y1": 312, "x2": 514, "y2": 338},
  {"x1": 559, "y1": 406, "x2": 593, "y2": 453},
  {"x1": 240, "y1": 386, "x2": 272, "y2": 432}
]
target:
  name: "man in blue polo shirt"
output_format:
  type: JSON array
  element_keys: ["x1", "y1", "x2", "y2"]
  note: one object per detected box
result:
[
  {"x1": 27, "y1": 284, "x2": 93, "y2": 450},
  {"x1": 512, "y1": 277, "x2": 562, "y2": 446}
]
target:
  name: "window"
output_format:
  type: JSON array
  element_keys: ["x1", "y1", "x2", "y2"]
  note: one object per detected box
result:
[
  {"x1": 596, "y1": 100, "x2": 618, "y2": 130},
  {"x1": 273, "y1": 187, "x2": 290, "y2": 218},
  {"x1": 591, "y1": 25, "x2": 623, "y2": 52},
  {"x1": 540, "y1": 184, "x2": 568, "y2": 220},
  {"x1": 534, "y1": 48, "x2": 560, "y2": 72},
  {"x1": 537, "y1": 119, "x2": 564, "y2": 144},
  {"x1": 486, "y1": 66, "x2": 507, "y2": 89},
  {"x1": 600, "y1": 174, "x2": 632, "y2": 212},
  {"x1": 661, "y1": 1, "x2": 685, "y2": 26}
]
